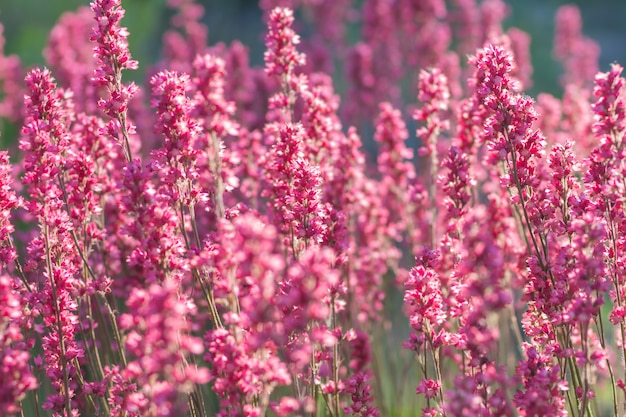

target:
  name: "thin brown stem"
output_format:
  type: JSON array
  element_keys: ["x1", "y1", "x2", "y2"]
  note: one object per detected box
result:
[
  {"x1": 331, "y1": 296, "x2": 340, "y2": 417},
  {"x1": 44, "y1": 224, "x2": 72, "y2": 417},
  {"x1": 209, "y1": 133, "x2": 225, "y2": 220},
  {"x1": 595, "y1": 311, "x2": 619, "y2": 417}
]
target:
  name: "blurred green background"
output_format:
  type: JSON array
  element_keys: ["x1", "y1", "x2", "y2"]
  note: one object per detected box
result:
[{"x1": 1, "y1": 0, "x2": 625, "y2": 98}]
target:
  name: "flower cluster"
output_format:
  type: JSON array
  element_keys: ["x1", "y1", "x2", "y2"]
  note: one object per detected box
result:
[
  {"x1": 1, "y1": 1, "x2": 626, "y2": 417},
  {"x1": 90, "y1": 0, "x2": 139, "y2": 161}
]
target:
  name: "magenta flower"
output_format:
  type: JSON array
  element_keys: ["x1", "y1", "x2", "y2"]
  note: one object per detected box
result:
[
  {"x1": 45, "y1": 7, "x2": 98, "y2": 113},
  {"x1": 20, "y1": 68, "x2": 84, "y2": 416},
  {"x1": 264, "y1": 7, "x2": 305, "y2": 79},
  {"x1": 553, "y1": 5, "x2": 599, "y2": 88},
  {"x1": 0, "y1": 273, "x2": 36, "y2": 414},
  {"x1": 514, "y1": 345, "x2": 568, "y2": 417},
  {"x1": 0, "y1": 24, "x2": 24, "y2": 122},
  {"x1": 90, "y1": 0, "x2": 138, "y2": 86},
  {"x1": 342, "y1": 372, "x2": 379, "y2": 417},
  {"x1": 374, "y1": 102, "x2": 414, "y2": 241},
  {"x1": 90, "y1": 0, "x2": 139, "y2": 161},
  {"x1": 264, "y1": 123, "x2": 327, "y2": 253},
  {"x1": 119, "y1": 280, "x2": 209, "y2": 417}
]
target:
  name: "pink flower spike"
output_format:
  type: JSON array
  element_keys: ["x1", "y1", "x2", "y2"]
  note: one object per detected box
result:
[
  {"x1": 90, "y1": 0, "x2": 138, "y2": 85},
  {"x1": 90, "y1": 0, "x2": 139, "y2": 161},
  {"x1": 264, "y1": 7, "x2": 305, "y2": 79}
]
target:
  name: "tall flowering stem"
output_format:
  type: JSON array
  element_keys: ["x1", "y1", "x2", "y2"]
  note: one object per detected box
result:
[
  {"x1": 374, "y1": 102, "x2": 415, "y2": 250},
  {"x1": 90, "y1": 0, "x2": 139, "y2": 162},
  {"x1": 20, "y1": 68, "x2": 84, "y2": 417},
  {"x1": 403, "y1": 253, "x2": 448, "y2": 415},
  {"x1": 0, "y1": 24, "x2": 24, "y2": 123},
  {"x1": 0, "y1": 152, "x2": 21, "y2": 269},
  {"x1": 473, "y1": 44, "x2": 544, "y2": 260},
  {"x1": 113, "y1": 70, "x2": 212, "y2": 416},
  {"x1": 264, "y1": 7, "x2": 306, "y2": 122},
  {"x1": 262, "y1": 8, "x2": 328, "y2": 256},
  {"x1": 262, "y1": 122, "x2": 332, "y2": 413},
  {"x1": 414, "y1": 68, "x2": 450, "y2": 247},
  {"x1": 474, "y1": 44, "x2": 609, "y2": 416},
  {"x1": 553, "y1": 5, "x2": 599, "y2": 89},
  {"x1": 585, "y1": 63, "x2": 626, "y2": 413},
  {"x1": 474, "y1": 44, "x2": 560, "y2": 410},
  {"x1": 150, "y1": 70, "x2": 202, "y2": 239},
  {"x1": 0, "y1": 152, "x2": 36, "y2": 415},
  {"x1": 0, "y1": 275, "x2": 37, "y2": 415},
  {"x1": 191, "y1": 53, "x2": 240, "y2": 223},
  {"x1": 264, "y1": 123, "x2": 327, "y2": 257},
  {"x1": 204, "y1": 214, "x2": 292, "y2": 417},
  {"x1": 117, "y1": 280, "x2": 209, "y2": 417},
  {"x1": 45, "y1": 7, "x2": 98, "y2": 114},
  {"x1": 150, "y1": 68, "x2": 223, "y2": 338},
  {"x1": 263, "y1": 9, "x2": 347, "y2": 416}
]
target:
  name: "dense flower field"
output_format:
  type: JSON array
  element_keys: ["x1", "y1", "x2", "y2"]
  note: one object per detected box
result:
[{"x1": 0, "y1": 0, "x2": 624, "y2": 416}]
